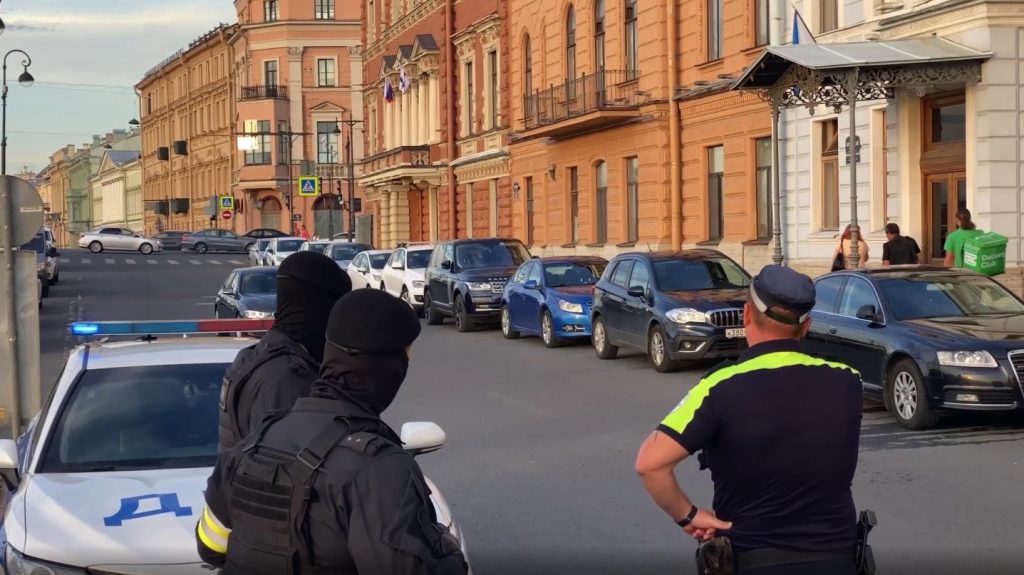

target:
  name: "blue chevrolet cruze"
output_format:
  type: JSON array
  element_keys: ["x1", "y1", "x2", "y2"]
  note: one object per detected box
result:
[{"x1": 500, "y1": 256, "x2": 608, "y2": 347}]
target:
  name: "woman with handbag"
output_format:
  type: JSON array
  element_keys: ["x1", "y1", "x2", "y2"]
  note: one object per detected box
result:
[{"x1": 831, "y1": 224, "x2": 870, "y2": 271}]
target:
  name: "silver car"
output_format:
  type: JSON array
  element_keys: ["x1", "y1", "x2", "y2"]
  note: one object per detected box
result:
[
  {"x1": 78, "y1": 227, "x2": 162, "y2": 254},
  {"x1": 248, "y1": 239, "x2": 272, "y2": 266}
]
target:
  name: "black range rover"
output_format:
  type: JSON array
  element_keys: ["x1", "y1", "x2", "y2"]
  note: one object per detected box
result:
[{"x1": 424, "y1": 238, "x2": 533, "y2": 332}]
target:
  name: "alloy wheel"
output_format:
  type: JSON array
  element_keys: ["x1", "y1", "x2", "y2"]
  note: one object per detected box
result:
[
  {"x1": 542, "y1": 313, "x2": 554, "y2": 345},
  {"x1": 650, "y1": 330, "x2": 666, "y2": 367},
  {"x1": 594, "y1": 322, "x2": 606, "y2": 352},
  {"x1": 501, "y1": 307, "x2": 511, "y2": 335},
  {"x1": 893, "y1": 371, "x2": 918, "y2": 421}
]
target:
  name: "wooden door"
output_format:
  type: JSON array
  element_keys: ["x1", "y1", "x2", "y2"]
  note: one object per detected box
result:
[{"x1": 923, "y1": 172, "x2": 967, "y2": 263}]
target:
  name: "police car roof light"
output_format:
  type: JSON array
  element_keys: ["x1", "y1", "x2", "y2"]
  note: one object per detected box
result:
[{"x1": 70, "y1": 319, "x2": 275, "y2": 336}]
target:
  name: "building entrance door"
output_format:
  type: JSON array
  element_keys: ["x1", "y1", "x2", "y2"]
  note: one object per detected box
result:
[{"x1": 924, "y1": 172, "x2": 967, "y2": 263}]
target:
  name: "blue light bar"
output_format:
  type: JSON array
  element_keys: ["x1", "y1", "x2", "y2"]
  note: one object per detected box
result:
[{"x1": 69, "y1": 319, "x2": 274, "y2": 336}]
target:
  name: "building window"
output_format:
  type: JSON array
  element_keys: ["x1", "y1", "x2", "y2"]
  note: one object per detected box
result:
[
  {"x1": 264, "y1": 0, "x2": 278, "y2": 22},
  {"x1": 525, "y1": 176, "x2": 535, "y2": 245},
  {"x1": 625, "y1": 0, "x2": 638, "y2": 79},
  {"x1": 754, "y1": 0, "x2": 769, "y2": 46},
  {"x1": 264, "y1": 60, "x2": 278, "y2": 86},
  {"x1": 755, "y1": 137, "x2": 772, "y2": 239},
  {"x1": 317, "y1": 121, "x2": 339, "y2": 164},
  {"x1": 625, "y1": 156, "x2": 638, "y2": 242},
  {"x1": 568, "y1": 167, "x2": 579, "y2": 244},
  {"x1": 594, "y1": 0, "x2": 606, "y2": 71},
  {"x1": 566, "y1": 5, "x2": 577, "y2": 98},
  {"x1": 244, "y1": 120, "x2": 272, "y2": 165},
  {"x1": 819, "y1": 0, "x2": 838, "y2": 33},
  {"x1": 928, "y1": 98, "x2": 966, "y2": 144},
  {"x1": 488, "y1": 50, "x2": 499, "y2": 129},
  {"x1": 278, "y1": 121, "x2": 290, "y2": 165},
  {"x1": 315, "y1": 0, "x2": 335, "y2": 20},
  {"x1": 317, "y1": 59, "x2": 336, "y2": 87},
  {"x1": 708, "y1": 145, "x2": 724, "y2": 240},
  {"x1": 523, "y1": 35, "x2": 533, "y2": 121},
  {"x1": 463, "y1": 60, "x2": 474, "y2": 136},
  {"x1": 821, "y1": 119, "x2": 840, "y2": 230},
  {"x1": 707, "y1": 0, "x2": 723, "y2": 61},
  {"x1": 595, "y1": 161, "x2": 608, "y2": 244},
  {"x1": 368, "y1": 103, "x2": 377, "y2": 153}
]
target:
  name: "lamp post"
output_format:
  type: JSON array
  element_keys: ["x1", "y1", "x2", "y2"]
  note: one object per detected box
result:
[
  {"x1": 340, "y1": 117, "x2": 362, "y2": 237},
  {"x1": 2, "y1": 49, "x2": 34, "y2": 175}
]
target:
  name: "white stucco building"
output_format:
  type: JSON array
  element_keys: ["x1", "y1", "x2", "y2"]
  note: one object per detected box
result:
[{"x1": 92, "y1": 150, "x2": 144, "y2": 232}]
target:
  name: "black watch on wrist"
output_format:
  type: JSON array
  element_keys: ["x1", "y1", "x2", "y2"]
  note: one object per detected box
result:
[{"x1": 675, "y1": 505, "x2": 698, "y2": 528}]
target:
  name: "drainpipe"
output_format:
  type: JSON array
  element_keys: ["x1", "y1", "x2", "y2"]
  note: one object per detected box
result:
[
  {"x1": 445, "y1": 0, "x2": 457, "y2": 238},
  {"x1": 667, "y1": 0, "x2": 681, "y2": 249}
]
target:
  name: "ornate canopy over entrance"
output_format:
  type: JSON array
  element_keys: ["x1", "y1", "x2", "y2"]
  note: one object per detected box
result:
[{"x1": 732, "y1": 37, "x2": 990, "y2": 267}]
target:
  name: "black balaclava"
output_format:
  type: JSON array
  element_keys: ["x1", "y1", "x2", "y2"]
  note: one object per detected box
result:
[
  {"x1": 273, "y1": 251, "x2": 352, "y2": 362},
  {"x1": 312, "y1": 344, "x2": 409, "y2": 415}
]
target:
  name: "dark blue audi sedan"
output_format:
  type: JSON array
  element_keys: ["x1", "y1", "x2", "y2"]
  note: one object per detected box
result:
[{"x1": 500, "y1": 256, "x2": 608, "y2": 347}]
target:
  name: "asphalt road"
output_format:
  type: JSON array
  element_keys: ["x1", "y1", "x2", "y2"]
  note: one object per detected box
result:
[{"x1": 37, "y1": 251, "x2": 1024, "y2": 574}]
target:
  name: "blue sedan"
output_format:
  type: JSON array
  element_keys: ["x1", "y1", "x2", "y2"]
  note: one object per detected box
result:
[{"x1": 501, "y1": 256, "x2": 608, "y2": 347}]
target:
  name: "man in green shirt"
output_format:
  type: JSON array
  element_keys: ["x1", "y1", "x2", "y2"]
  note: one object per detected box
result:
[{"x1": 943, "y1": 208, "x2": 983, "y2": 268}]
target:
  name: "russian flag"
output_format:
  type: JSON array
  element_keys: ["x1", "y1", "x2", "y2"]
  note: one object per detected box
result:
[
  {"x1": 792, "y1": 10, "x2": 816, "y2": 45},
  {"x1": 383, "y1": 76, "x2": 394, "y2": 104}
]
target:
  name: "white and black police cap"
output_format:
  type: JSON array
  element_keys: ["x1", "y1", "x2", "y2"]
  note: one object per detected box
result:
[{"x1": 748, "y1": 265, "x2": 816, "y2": 325}]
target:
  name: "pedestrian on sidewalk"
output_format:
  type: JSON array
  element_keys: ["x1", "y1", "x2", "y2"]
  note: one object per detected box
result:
[
  {"x1": 636, "y1": 265, "x2": 864, "y2": 574},
  {"x1": 943, "y1": 208, "x2": 983, "y2": 268},
  {"x1": 830, "y1": 224, "x2": 870, "y2": 271},
  {"x1": 881, "y1": 223, "x2": 921, "y2": 267},
  {"x1": 217, "y1": 251, "x2": 351, "y2": 452},
  {"x1": 299, "y1": 224, "x2": 310, "y2": 239}
]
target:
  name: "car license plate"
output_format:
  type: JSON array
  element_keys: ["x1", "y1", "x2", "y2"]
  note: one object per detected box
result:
[{"x1": 725, "y1": 328, "x2": 746, "y2": 339}]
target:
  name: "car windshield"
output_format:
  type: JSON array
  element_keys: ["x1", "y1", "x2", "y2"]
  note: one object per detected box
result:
[
  {"x1": 306, "y1": 243, "x2": 329, "y2": 254},
  {"x1": 369, "y1": 254, "x2": 390, "y2": 269},
  {"x1": 546, "y1": 262, "x2": 607, "y2": 288},
  {"x1": 454, "y1": 240, "x2": 530, "y2": 270},
  {"x1": 331, "y1": 244, "x2": 369, "y2": 261},
  {"x1": 878, "y1": 275, "x2": 1024, "y2": 320},
  {"x1": 239, "y1": 270, "x2": 277, "y2": 294},
  {"x1": 653, "y1": 257, "x2": 751, "y2": 291},
  {"x1": 20, "y1": 235, "x2": 45, "y2": 253},
  {"x1": 407, "y1": 250, "x2": 431, "y2": 269},
  {"x1": 277, "y1": 239, "x2": 304, "y2": 252},
  {"x1": 40, "y1": 363, "x2": 226, "y2": 472}
]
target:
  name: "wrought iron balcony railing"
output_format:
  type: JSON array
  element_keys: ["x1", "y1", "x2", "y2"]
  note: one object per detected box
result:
[
  {"x1": 239, "y1": 84, "x2": 288, "y2": 101},
  {"x1": 523, "y1": 69, "x2": 642, "y2": 130}
]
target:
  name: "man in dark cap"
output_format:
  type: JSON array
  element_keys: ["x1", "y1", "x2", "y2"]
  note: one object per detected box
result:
[
  {"x1": 636, "y1": 265, "x2": 864, "y2": 574},
  {"x1": 198, "y1": 289, "x2": 468, "y2": 575},
  {"x1": 218, "y1": 250, "x2": 352, "y2": 452}
]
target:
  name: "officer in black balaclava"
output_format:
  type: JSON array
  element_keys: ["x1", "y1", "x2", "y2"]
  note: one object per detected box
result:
[
  {"x1": 217, "y1": 250, "x2": 351, "y2": 452},
  {"x1": 198, "y1": 289, "x2": 468, "y2": 575}
]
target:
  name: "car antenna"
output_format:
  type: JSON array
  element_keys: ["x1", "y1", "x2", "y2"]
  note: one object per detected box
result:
[{"x1": 647, "y1": 243, "x2": 652, "y2": 253}]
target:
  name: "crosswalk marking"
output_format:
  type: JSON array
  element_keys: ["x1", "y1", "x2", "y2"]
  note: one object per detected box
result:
[
  {"x1": 81, "y1": 258, "x2": 90, "y2": 264},
  {"x1": 147, "y1": 259, "x2": 158, "y2": 265},
  {"x1": 105, "y1": 258, "x2": 115, "y2": 264},
  {"x1": 229, "y1": 260, "x2": 245, "y2": 265},
  {"x1": 125, "y1": 259, "x2": 136, "y2": 265},
  {"x1": 60, "y1": 258, "x2": 69, "y2": 264},
  {"x1": 167, "y1": 259, "x2": 179, "y2": 265},
  {"x1": 208, "y1": 260, "x2": 222, "y2": 265},
  {"x1": 190, "y1": 260, "x2": 202, "y2": 265}
]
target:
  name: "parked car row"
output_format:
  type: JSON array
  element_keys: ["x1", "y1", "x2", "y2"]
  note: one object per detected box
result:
[
  {"x1": 19, "y1": 227, "x2": 60, "y2": 307},
  {"x1": 73, "y1": 227, "x2": 291, "y2": 254},
  {"x1": 416, "y1": 236, "x2": 1024, "y2": 431}
]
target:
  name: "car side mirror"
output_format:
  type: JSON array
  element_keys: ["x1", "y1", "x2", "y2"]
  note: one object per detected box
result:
[
  {"x1": 392, "y1": 261, "x2": 405, "y2": 270},
  {"x1": 441, "y1": 260, "x2": 452, "y2": 270},
  {"x1": 627, "y1": 286, "x2": 646, "y2": 298},
  {"x1": 400, "y1": 421, "x2": 446, "y2": 456},
  {"x1": 524, "y1": 279, "x2": 541, "y2": 290},
  {"x1": 856, "y1": 304, "x2": 882, "y2": 323}
]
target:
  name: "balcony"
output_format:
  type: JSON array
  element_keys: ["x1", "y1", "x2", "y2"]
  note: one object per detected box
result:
[
  {"x1": 521, "y1": 69, "x2": 643, "y2": 139},
  {"x1": 239, "y1": 84, "x2": 288, "y2": 101},
  {"x1": 360, "y1": 145, "x2": 441, "y2": 188}
]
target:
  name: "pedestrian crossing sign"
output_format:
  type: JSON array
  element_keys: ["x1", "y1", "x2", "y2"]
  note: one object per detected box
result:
[
  {"x1": 298, "y1": 176, "x2": 321, "y2": 197},
  {"x1": 218, "y1": 195, "x2": 234, "y2": 210}
]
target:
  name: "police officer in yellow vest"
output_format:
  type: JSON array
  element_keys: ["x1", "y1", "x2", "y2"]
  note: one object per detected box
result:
[{"x1": 636, "y1": 265, "x2": 865, "y2": 574}]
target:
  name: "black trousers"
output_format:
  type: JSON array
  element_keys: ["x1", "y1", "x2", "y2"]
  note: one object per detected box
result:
[{"x1": 739, "y1": 558, "x2": 857, "y2": 575}]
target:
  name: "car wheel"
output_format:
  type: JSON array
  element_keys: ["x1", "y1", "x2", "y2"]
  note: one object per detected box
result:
[
  {"x1": 195, "y1": 243, "x2": 208, "y2": 253},
  {"x1": 41, "y1": 282, "x2": 49, "y2": 298},
  {"x1": 380, "y1": 282, "x2": 387, "y2": 291},
  {"x1": 400, "y1": 288, "x2": 421, "y2": 317},
  {"x1": 541, "y1": 310, "x2": 563, "y2": 348},
  {"x1": 888, "y1": 359, "x2": 938, "y2": 430},
  {"x1": 592, "y1": 316, "x2": 618, "y2": 359},
  {"x1": 649, "y1": 325, "x2": 681, "y2": 373},
  {"x1": 244, "y1": 243, "x2": 254, "y2": 252},
  {"x1": 139, "y1": 243, "x2": 153, "y2": 255},
  {"x1": 424, "y1": 294, "x2": 445, "y2": 326},
  {"x1": 89, "y1": 241, "x2": 103, "y2": 253},
  {"x1": 52, "y1": 270, "x2": 59, "y2": 285},
  {"x1": 501, "y1": 305, "x2": 520, "y2": 340},
  {"x1": 454, "y1": 295, "x2": 474, "y2": 333}
]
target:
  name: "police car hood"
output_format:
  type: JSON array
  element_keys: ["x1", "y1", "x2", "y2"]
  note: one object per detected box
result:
[{"x1": 18, "y1": 468, "x2": 209, "y2": 569}]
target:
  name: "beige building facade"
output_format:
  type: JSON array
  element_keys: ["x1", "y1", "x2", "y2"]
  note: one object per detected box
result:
[{"x1": 90, "y1": 150, "x2": 144, "y2": 231}]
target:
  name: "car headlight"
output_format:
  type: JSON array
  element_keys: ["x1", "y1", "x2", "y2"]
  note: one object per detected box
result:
[
  {"x1": 557, "y1": 299, "x2": 584, "y2": 314},
  {"x1": 36, "y1": 261, "x2": 45, "y2": 272},
  {"x1": 936, "y1": 351, "x2": 998, "y2": 368},
  {"x1": 666, "y1": 308, "x2": 708, "y2": 324},
  {"x1": 412, "y1": 280, "x2": 425, "y2": 288},
  {"x1": 6, "y1": 545, "x2": 85, "y2": 575},
  {"x1": 243, "y1": 310, "x2": 273, "y2": 319},
  {"x1": 466, "y1": 282, "x2": 492, "y2": 291}
]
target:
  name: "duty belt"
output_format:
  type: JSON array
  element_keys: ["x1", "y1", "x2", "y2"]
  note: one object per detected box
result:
[{"x1": 735, "y1": 546, "x2": 857, "y2": 571}]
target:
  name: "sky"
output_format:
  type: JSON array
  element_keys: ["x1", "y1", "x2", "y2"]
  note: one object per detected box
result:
[{"x1": 1, "y1": 0, "x2": 236, "y2": 173}]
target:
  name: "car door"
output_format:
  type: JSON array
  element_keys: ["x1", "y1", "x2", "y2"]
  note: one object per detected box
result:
[
  {"x1": 603, "y1": 259, "x2": 635, "y2": 345},
  {"x1": 803, "y1": 275, "x2": 846, "y2": 359},
  {"x1": 99, "y1": 228, "x2": 122, "y2": 249},
  {"x1": 621, "y1": 259, "x2": 653, "y2": 349},
  {"x1": 505, "y1": 262, "x2": 531, "y2": 329},
  {"x1": 384, "y1": 249, "x2": 404, "y2": 295},
  {"x1": 520, "y1": 262, "x2": 545, "y2": 333},
  {"x1": 122, "y1": 229, "x2": 141, "y2": 250},
  {"x1": 350, "y1": 253, "x2": 371, "y2": 289},
  {"x1": 829, "y1": 276, "x2": 889, "y2": 387},
  {"x1": 432, "y1": 243, "x2": 455, "y2": 311},
  {"x1": 216, "y1": 271, "x2": 238, "y2": 317}
]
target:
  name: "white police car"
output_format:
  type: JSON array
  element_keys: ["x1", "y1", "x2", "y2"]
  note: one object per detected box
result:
[{"x1": 0, "y1": 319, "x2": 469, "y2": 574}]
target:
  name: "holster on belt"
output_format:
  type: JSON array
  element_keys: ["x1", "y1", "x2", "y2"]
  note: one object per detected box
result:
[
  {"x1": 694, "y1": 537, "x2": 735, "y2": 575},
  {"x1": 855, "y1": 509, "x2": 878, "y2": 575}
]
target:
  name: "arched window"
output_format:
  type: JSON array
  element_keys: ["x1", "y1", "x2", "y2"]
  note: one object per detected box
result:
[
  {"x1": 259, "y1": 196, "x2": 283, "y2": 231},
  {"x1": 625, "y1": 0, "x2": 638, "y2": 79},
  {"x1": 594, "y1": 0, "x2": 605, "y2": 72},
  {"x1": 523, "y1": 35, "x2": 533, "y2": 97},
  {"x1": 565, "y1": 5, "x2": 577, "y2": 98},
  {"x1": 595, "y1": 161, "x2": 608, "y2": 243}
]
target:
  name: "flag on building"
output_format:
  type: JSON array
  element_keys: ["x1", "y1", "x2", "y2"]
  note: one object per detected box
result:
[
  {"x1": 792, "y1": 10, "x2": 816, "y2": 45},
  {"x1": 398, "y1": 67, "x2": 410, "y2": 93},
  {"x1": 383, "y1": 75, "x2": 394, "y2": 103}
]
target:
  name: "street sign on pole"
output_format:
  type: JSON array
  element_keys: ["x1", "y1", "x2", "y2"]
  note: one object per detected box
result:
[
  {"x1": 218, "y1": 195, "x2": 235, "y2": 211},
  {"x1": 0, "y1": 176, "x2": 43, "y2": 248},
  {"x1": 298, "y1": 176, "x2": 320, "y2": 197},
  {"x1": 220, "y1": 210, "x2": 233, "y2": 221}
]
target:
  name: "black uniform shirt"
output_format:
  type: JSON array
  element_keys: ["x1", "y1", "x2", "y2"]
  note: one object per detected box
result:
[{"x1": 658, "y1": 339, "x2": 863, "y2": 552}]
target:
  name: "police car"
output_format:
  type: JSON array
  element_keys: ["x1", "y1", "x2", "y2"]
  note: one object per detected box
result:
[{"x1": 0, "y1": 319, "x2": 470, "y2": 574}]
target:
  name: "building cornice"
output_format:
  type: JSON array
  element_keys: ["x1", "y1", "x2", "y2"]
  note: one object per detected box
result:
[{"x1": 366, "y1": 0, "x2": 445, "y2": 59}]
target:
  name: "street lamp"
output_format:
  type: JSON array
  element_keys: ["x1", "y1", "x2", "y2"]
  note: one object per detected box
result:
[
  {"x1": 2, "y1": 49, "x2": 34, "y2": 175},
  {"x1": 339, "y1": 117, "x2": 362, "y2": 236}
]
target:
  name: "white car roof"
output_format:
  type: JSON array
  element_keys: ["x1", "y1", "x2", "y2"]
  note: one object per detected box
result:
[
  {"x1": 275, "y1": 236, "x2": 305, "y2": 242},
  {"x1": 81, "y1": 337, "x2": 253, "y2": 370},
  {"x1": 364, "y1": 249, "x2": 394, "y2": 255}
]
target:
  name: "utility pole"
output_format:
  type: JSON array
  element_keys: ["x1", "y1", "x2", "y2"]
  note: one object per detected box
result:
[{"x1": 340, "y1": 117, "x2": 362, "y2": 237}]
